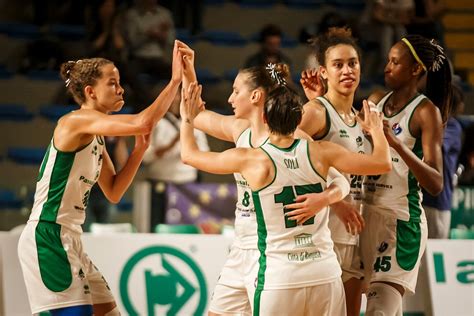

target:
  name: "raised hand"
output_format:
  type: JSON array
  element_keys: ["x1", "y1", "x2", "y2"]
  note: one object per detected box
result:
[
  {"x1": 171, "y1": 40, "x2": 183, "y2": 83},
  {"x1": 300, "y1": 68, "x2": 325, "y2": 101},
  {"x1": 180, "y1": 82, "x2": 202, "y2": 123},
  {"x1": 356, "y1": 100, "x2": 384, "y2": 136}
]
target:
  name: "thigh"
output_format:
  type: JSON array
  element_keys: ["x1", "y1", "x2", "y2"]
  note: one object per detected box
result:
[
  {"x1": 209, "y1": 247, "x2": 258, "y2": 315},
  {"x1": 307, "y1": 279, "x2": 346, "y2": 316},
  {"x1": 334, "y1": 243, "x2": 364, "y2": 283},
  {"x1": 256, "y1": 288, "x2": 305, "y2": 316},
  {"x1": 361, "y1": 211, "x2": 428, "y2": 295},
  {"x1": 18, "y1": 222, "x2": 93, "y2": 314}
]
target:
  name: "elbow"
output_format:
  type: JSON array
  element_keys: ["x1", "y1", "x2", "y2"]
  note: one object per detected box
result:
[
  {"x1": 108, "y1": 195, "x2": 121, "y2": 204},
  {"x1": 180, "y1": 151, "x2": 192, "y2": 166},
  {"x1": 425, "y1": 182, "x2": 443, "y2": 196}
]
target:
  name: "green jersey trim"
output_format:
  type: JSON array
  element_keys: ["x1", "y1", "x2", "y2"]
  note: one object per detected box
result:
[
  {"x1": 407, "y1": 97, "x2": 427, "y2": 138},
  {"x1": 37, "y1": 143, "x2": 51, "y2": 182},
  {"x1": 253, "y1": 146, "x2": 277, "y2": 193},
  {"x1": 407, "y1": 137, "x2": 423, "y2": 222},
  {"x1": 320, "y1": 96, "x2": 357, "y2": 128},
  {"x1": 252, "y1": 192, "x2": 267, "y2": 316},
  {"x1": 248, "y1": 130, "x2": 269, "y2": 148},
  {"x1": 268, "y1": 139, "x2": 300, "y2": 152},
  {"x1": 382, "y1": 93, "x2": 421, "y2": 118},
  {"x1": 314, "y1": 101, "x2": 331, "y2": 141},
  {"x1": 39, "y1": 150, "x2": 76, "y2": 222},
  {"x1": 35, "y1": 222, "x2": 73, "y2": 292},
  {"x1": 306, "y1": 141, "x2": 326, "y2": 182}
]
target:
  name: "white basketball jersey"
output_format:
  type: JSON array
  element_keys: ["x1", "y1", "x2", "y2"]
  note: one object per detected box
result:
[
  {"x1": 252, "y1": 139, "x2": 341, "y2": 290},
  {"x1": 233, "y1": 128, "x2": 268, "y2": 249},
  {"x1": 316, "y1": 96, "x2": 369, "y2": 245},
  {"x1": 362, "y1": 92, "x2": 427, "y2": 221},
  {"x1": 28, "y1": 136, "x2": 105, "y2": 233}
]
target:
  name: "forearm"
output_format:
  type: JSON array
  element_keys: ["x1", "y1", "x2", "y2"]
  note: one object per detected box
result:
[
  {"x1": 180, "y1": 119, "x2": 199, "y2": 163},
  {"x1": 370, "y1": 132, "x2": 391, "y2": 171},
  {"x1": 139, "y1": 80, "x2": 180, "y2": 130},
  {"x1": 392, "y1": 142, "x2": 443, "y2": 195},
  {"x1": 107, "y1": 147, "x2": 146, "y2": 202}
]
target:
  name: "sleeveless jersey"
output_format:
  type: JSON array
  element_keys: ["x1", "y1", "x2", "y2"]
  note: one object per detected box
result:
[
  {"x1": 233, "y1": 128, "x2": 268, "y2": 249},
  {"x1": 252, "y1": 139, "x2": 341, "y2": 290},
  {"x1": 28, "y1": 136, "x2": 105, "y2": 233},
  {"x1": 362, "y1": 92, "x2": 426, "y2": 221},
  {"x1": 316, "y1": 96, "x2": 370, "y2": 245}
]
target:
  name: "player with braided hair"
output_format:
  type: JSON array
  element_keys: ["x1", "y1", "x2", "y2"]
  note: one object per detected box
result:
[
  {"x1": 17, "y1": 41, "x2": 187, "y2": 315},
  {"x1": 360, "y1": 35, "x2": 453, "y2": 315}
]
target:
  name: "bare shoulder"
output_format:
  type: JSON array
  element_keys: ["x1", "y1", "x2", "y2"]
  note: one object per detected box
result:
[{"x1": 303, "y1": 98, "x2": 326, "y2": 116}]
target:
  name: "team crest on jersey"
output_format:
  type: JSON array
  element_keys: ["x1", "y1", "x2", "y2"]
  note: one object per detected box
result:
[
  {"x1": 294, "y1": 233, "x2": 315, "y2": 248},
  {"x1": 339, "y1": 129, "x2": 349, "y2": 138},
  {"x1": 392, "y1": 123, "x2": 402, "y2": 135}
]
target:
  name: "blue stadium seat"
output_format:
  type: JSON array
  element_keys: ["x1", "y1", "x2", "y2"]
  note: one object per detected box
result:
[
  {"x1": 0, "y1": 65, "x2": 13, "y2": 79},
  {"x1": 39, "y1": 104, "x2": 76, "y2": 121},
  {"x1": 196, "y1": 68, "x2": 221, "y2": 84},
  {"x1": 0, "y1": 189, "x2": 22, "y2": 209},
  {"x1": 26, "y1": 69, "x2": 61, "y2": 81},
  {"x1": 176, "y1": 28, "x2": 196, "y2": 44},
  {"x1": 117, "y1": 199, "x2": 133, "y2": 212},
  {"x1": 7, "y1": 147, "x2": 46, "y2": 165},
  {"x1": 49, "y1": 24, "x2": 85, "y2": 40},
  {"x1": 248, "y1": 32, "x2": 298, "y2": 48},
  {"x1": 0, "y1": 22, "x2": 40, "y2": 40},
  {"x1": 200, "y1": 30, "x2": 247, "y2": 46},
  {"x1": 283, "y1": 0, "x2": 325, "y2": 8},
  {"x1": 223, "y1": 68, "x2": 239, "y2": 82},
  {"x1": 0, "y1": 104, "x2": 34, "y2": 121}
]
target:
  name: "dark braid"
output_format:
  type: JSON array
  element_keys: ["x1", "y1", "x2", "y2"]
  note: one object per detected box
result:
[
  {"x1": 402, "y1": 35, "x2": 453, "y2": 123},
  {"x1": 59, "y1": 58, "x2": 113, "y2": 104}
]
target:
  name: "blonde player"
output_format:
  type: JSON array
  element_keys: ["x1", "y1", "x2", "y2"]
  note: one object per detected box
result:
[
  {"x1": 180, "y1": 73, "x2": 391, "y2": 315},
  {"x1": 17, "y1": 41, "x2": 186, "y2": 315}
]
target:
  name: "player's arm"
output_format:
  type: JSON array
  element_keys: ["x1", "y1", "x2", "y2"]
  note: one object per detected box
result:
[
  {"x1": 298, "y1": 99, "x2": 328, "y2": 139},
  {"x1": 386, "y1": 100, "x2": 443, "y2": 195},
  {"x1": 98, "y1": 133, "x2": 151, "y2": 203}
]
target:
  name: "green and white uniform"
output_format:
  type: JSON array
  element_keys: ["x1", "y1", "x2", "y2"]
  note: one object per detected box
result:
[
  {"x1": 18, "y1": 136, "x2": 114, "y2": 314},
  {"x1": 316, "y1": 96, "x2": 369, "y2": 281},
  {"x1": 253, "y1": 139, "x2": 343, "y2": 316},
  {"x1": 361, "y1": 92, "x2": 428, "y2": 294},
  {"x1": 209, "y1": 128, "x2": 265, "y2": 315}
]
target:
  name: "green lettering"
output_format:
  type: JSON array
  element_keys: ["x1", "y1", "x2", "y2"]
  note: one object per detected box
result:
[
  {"x1": 456, "y1": 260, "x2": 474, "y2": 284},
  {"x1": 433, "y1": 252, "x2": 446, "y2": 283}
]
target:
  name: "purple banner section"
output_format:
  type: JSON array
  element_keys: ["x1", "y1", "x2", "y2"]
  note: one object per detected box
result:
[{"x1": 165, "y1": 183, "x2": 237, "y2": 228}]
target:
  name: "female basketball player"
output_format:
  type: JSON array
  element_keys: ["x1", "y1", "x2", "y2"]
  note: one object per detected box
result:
[
  {"x1": 296, "y1": 27, "x2": 370, "y2": 316},
  {"x1": 179, "y1": 69, "x2": 391, "y2": 315},
  {"x1": 17, "y1": 41, "x2": 185, "y2": 315},
  {"x1": 360, "y1": 35, "x2": 453, "y2": 315}
]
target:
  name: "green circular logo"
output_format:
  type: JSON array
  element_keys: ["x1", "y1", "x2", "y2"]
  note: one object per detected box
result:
[{"x1": 120, "y1": 246, "x2": 207, "y2": 315}]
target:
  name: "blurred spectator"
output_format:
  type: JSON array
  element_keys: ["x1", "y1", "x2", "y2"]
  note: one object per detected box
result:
[
  {"x1": 372, "y1": 0, "x2": 415, "y2": 73},
  {"x1": 244, "y1": 24, "x2": 292, "y2": 68},
  {"x1": 124, "y1": 0, "x2": 175, "y2": 81},
  {"x1": 84, "y1": 136, "x2": 129, "y2": 231},
  {"x1": 406, "y1": 0, "x2": 446, "y2": 44},
  {"x1": 422, "y1": 85, "x2": 464, "y2": 238},
  {"x1": 142, "y1": 90, "x2": 209, "y2": 230},
  {"x1": 162, "y1": 0, "x2": 204, "y2": 35},
  {"x1": 85, "y1": 0, "x2": 154, "y2": 110}
]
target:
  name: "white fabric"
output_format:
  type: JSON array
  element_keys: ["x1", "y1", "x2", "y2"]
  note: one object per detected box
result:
[
  {"x1": 333, "y1": 242, "x2": 364, "y2": 282},
  {"x1": 365, "y1": 282, "x2": 403, "y2": 316},
  {"x1": 143, "y1": 114, "x2": 209, "y2": 183}
]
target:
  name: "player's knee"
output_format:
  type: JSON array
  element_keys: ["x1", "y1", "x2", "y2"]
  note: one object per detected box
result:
[{"x1": 365, "y1": 282, "x2": 402, "y2": 316}]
